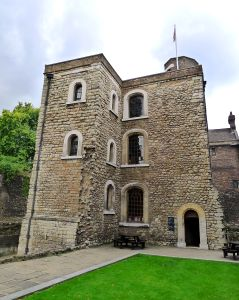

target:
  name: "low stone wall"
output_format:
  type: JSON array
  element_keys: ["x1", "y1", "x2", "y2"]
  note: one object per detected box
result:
[
  {"x1": 0, "y1": 221, "x2": 21, "y2": 256},
  {"x1": 0, "y1": 174, "x2": 27, "y2": 256}
]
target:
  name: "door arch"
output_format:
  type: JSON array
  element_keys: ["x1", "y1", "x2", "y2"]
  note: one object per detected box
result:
[
  {"x1": 184, "y1": 210, "x2": 200, "y2": 247},
  {"x1": 177, "y1": 203, "x2": 208, "y2": 249}
]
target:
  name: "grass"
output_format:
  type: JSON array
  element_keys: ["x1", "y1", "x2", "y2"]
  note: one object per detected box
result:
[{"x1": 25, "y1": 254, "x2": 239, "y2": 300}]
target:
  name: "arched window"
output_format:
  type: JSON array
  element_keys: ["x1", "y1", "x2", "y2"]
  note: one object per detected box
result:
[
  {"x1": 109, "y1": 91, "x2": 119, "y2": 115},
  {"x1": 112, "y1": 94, "x2": 116, "y2": 111},
  {"x1": 67, "y1": 79, "x2": 86, "y2": 104},
  {"x1": 106, "y1": 139, "x2": 117, "y2": 166},
  {"x1": 62, "y1": 130, "x2": 83, "y2": 159},
  {"x1": 74, "y1": 84, "x2": 82, "y2": 101},
  {"x1": 122, "y1": 129, "x2": 148, "y2": 167},
  {"x1": 129, "y1": 94, "x2": 143, "y2": 118},
  {"x1": 120, "y1": 182, "x2": 149, "y2": 225},
  {"x1": 109, "y1": 143, "x2": 114, "y2": 162},
  {"x1": 123, "y1": 89, "x2": 148, "y2": 120},
  {"x1": 127, "y1": 187, "x2": 143, "y2": 222},
  {"x1": 69, "y1": 135, "x2": 78, "y2": 156},
  {"x1": 106, "y1": 184, "x2": 114, "y2": 210},
  {"x1": 104, "y1": 180, "x2": 115, "y2": 213},
  {"x1": 128, "y1": 134, "x2": 144, "y2": 164}
]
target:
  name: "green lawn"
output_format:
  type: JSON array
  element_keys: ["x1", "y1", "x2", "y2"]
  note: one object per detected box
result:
[{"x1": 25, "y1": 254, "x2": 239, "y2": 300}]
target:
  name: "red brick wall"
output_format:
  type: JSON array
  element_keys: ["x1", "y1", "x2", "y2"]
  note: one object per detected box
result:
[{"x1": 210, "y1": 145, "x2": 239, "y2": 191}]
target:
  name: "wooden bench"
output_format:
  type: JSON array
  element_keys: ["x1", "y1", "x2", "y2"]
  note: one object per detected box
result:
[
  {"x1": 113, "y1": 235, "x2": 146, "y2": 249},
  {"x1": 222, "y1": 243, "x2": 239, "y2": 260}
]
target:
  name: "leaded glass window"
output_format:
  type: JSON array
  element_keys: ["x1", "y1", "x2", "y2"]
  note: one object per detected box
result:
[
  {"x1": 128, "y1": 134, "x2": 144, "y2": 164},
  {"x1": 129, "y1": 94, "x2": 143, "y2": 118},
  {"x1": 69, "y1": 135, "x2": 78, "y2": 156},
  {"x1": 127, "y1": 188, "x2": 143, "y2": 222},
  {"x1": 74, "y1": 84, "x2": 82, "y2": 101}
]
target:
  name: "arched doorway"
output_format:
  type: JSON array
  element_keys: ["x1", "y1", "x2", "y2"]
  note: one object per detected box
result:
[{"x1": 184, "y1": 210, "x2": 200, "y2": 247}]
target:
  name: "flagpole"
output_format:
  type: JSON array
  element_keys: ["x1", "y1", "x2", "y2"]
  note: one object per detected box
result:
[{"x1": 173, "y1": 24, "x2": 179, "y2": 70}]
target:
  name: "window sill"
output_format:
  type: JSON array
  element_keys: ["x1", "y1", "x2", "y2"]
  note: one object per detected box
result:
[
  {"x1": 61, "y1": 155, "x2": 82, "y2": 160},
  {"x1": 106, "y1": 161, "x2": 117, "y2": 168},
  {"x1": 66, "y1": 99, "x2": 86, "y2": 105},
  {"x1": 122, "y1": 116, "x2": 148, "y2": 122},
  {"x1": 121, "y1": 163, "x2": 149, "y2": 168},
  {"x1": 119, "y1": 222, "x2": 149, "y2": 228},
  {"x1": 104, "y1": 210, "x2": 115, "y2": 215},
  {"x1": 109, "y1": 109, "x2": 119, "y2": 117}
]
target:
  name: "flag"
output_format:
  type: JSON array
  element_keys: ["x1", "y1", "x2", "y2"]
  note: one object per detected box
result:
[{"x1": 173, "y1": 25, "x2": 176, "y2": 42}]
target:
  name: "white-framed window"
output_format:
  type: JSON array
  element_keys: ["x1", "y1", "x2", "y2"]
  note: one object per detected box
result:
[
  {"x1": 121, "y1": 129, "x2": 149, "y2": 167},
  {"x1": 104, "y1": 180, "x2": 115, "y2": 214},
  {"x1": 106, "y1": 139, "x2": 117, "y2": 166},
  {"x1": 122, "y1": 89, "x2": 148, "y2": 121},
  {"x1": 66, "y1": 78, "x2": 86, "y2": 104},
  {"x1": 109, "y1": 90, "x2": 119, "y2": 116},
  {"x1": 61, "y1": 130, "x2": 83, "y2": 159},
  {"x1": 120, "y1": 182, "x2": 149, "y2": 226}
]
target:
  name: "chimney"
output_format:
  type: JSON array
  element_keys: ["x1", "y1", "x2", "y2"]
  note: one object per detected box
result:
[{"x1": 228, "y1": 111, "x2": 236, "y2": 130}]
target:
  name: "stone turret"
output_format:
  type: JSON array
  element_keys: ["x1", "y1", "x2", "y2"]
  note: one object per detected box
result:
[{"x1": 164, "y1": 56, "x2": 199, "y2": 72}]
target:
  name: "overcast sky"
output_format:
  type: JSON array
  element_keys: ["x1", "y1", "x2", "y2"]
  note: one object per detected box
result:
[{"x1": 0, "y1": 0, "x2": 238, "y2": 129}]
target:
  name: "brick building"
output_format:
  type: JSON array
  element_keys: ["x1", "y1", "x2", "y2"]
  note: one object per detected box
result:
[
  {"x1": 209, "y1": 113, "x2": 239, "y2": 228},
  {"x1": 18, "y1": 54, "x2": 224, "y2": 255}
]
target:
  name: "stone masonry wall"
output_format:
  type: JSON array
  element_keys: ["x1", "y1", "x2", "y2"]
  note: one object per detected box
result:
[
  {"x1": 0, "y1": 174, "x2": 27, "y2": 255},
  {"x1": 120, "y1": 73, "x2": 223, "y2": 249},
  {"x1": 210, "y1": 145, "x2": 239, "y2": 228},
  {"x1": 19, "y1": 63, "x2": 110, "y2": 254},
  {"x1": 88, "y1": 64, "x2": 122, "y2": 243},
  {"x1": 18, "y1": 55, "x2": 224, "y2": 254}
]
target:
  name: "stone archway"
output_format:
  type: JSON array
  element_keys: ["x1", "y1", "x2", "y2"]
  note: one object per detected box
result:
[
  {"x1": 184, "y1": 210, "x2": 200, "y2": 247},
  {"x1": 177, "y1": 203, "x2": 208, "y2": 249}
]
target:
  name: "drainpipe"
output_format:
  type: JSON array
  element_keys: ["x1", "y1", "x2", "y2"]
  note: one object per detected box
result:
[{"x1": 25, "y1": 73, "x2": 54, "y2": 255}]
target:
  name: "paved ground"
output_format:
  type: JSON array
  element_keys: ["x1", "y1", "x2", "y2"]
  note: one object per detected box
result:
[{"x1": 0, "y1": 245, "x2": 238, "y2": 299}]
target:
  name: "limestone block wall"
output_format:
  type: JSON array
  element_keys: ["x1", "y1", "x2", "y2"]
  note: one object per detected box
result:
[
  {"x1": 18, "y1": 54, "x2": 224, "y2": 254},
  {"x1": 19, "y1": 62, "x2": 111, "y2": 255},
  {"x1": 120, "y1": 70, "x2": 223, "y2": 249},
  {"x1": 87, "y1": 64, "x2": 122, "y2": 243}
]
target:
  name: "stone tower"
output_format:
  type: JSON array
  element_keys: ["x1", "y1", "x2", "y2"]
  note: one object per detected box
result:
[{"x1": 18, "y1": 54, "x2": 224, "y2": 255}]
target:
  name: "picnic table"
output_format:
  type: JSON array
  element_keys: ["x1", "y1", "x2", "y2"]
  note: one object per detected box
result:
[
  {"x1": 222, "y1": 241, "x2": 239, "y2": 260},
  {"x1": 113, "y1": 234, "x2": 146, "y2": 249}
]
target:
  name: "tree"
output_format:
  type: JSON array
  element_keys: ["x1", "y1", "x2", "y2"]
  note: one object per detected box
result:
[{"x1": 0, "y1": 102, "x2": 39, "y2": 183}]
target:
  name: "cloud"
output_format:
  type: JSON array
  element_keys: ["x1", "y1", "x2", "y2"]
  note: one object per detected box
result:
[
  {"x1": 0, "y1": 0, "x2": 102, "y2": 112},
  {"x1": 0, "y1": 0, "x2": 238, "y2": 130},
  {"x1": 0, "y1": 1, "x2": 46, "y2": 109}
]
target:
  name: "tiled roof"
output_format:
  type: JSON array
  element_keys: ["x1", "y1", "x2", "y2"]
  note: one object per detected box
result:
[{"x1": 208, "y1": 128, "x2": 239, "y2": 144}]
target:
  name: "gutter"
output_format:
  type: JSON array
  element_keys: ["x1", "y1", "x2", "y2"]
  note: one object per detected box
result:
[{"x1": 25, "y1": 73, "x2": 53, "y2": 255}]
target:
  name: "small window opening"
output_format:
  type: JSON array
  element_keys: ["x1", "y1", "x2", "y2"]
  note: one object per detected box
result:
[
  {"x1": 106, "y1": 184, "x2": 114, "y2": 210},
  {"x1": 112, "y1": 94, "x2": 116, "y2": 112},
  {"x1": 74, "y1": 84, "x2": 82, "y2": 101},
  {"x1": 70, "y1": 135, "x2": 78, "y2": 156},
  {"x1": 128, "y1": 134, "x2": 144, "y2": 164},
  {"x1": 109, "y1": 143, "x2": 114, "y2": 162},
  {"x1": 232, "y1": 180, "x2": 239, "y2": 188},
  {"x1": 210, "y1": 147, "x2": 216, "y2": 156},
  {"x1": 129, "y1": 94, "x2": 143, "y2": 118}
]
